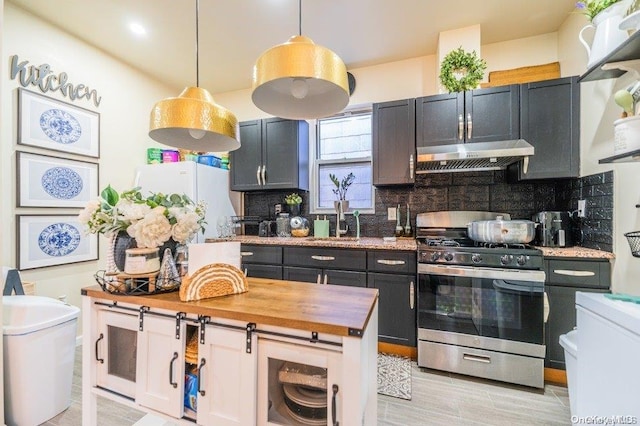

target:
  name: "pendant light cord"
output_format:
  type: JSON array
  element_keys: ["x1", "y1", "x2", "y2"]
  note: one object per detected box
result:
[
  {"x1": 195, "y1": 0, "x2": 200, "y2": 87},
  {"x1": 298, "y1": 0, "x2": 302, "y2": 36}
]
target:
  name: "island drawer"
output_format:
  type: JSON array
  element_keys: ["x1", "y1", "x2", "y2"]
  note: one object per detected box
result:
[
  {"x1": 240, "y1": 244, "x2": 282, "y2": 265},
  {"x1": 283, "y1": 246, "x2": 367, "y2": 270},
  {"x1": 367, "y1": 250, "x2": 416, "y2": 274}
]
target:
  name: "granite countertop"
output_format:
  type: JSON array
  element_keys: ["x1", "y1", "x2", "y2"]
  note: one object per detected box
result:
[
  {"x1": 535, "y1": 246, "x2": 615, "y2": 260},
  {"x1": 219, "y1": 235, "x2": 418, "y2": 251},
  {"x1": 212, "y1": 236, "x2": 613, "y2": 259}
]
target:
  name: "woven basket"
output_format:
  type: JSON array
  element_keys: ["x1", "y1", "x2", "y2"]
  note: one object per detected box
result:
[{"x1": 625, "y1": 231, "x2": 640, "y2": 257}]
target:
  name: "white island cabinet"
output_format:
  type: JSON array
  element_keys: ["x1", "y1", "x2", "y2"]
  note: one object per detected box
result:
[{"x1": 82, "y1": 277, "x2": 378, "y2": 426}]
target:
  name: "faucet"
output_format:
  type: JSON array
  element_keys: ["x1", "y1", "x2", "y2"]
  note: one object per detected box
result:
[{"x1": 335, "y1": 201, "x2": 348, "y2": 238}]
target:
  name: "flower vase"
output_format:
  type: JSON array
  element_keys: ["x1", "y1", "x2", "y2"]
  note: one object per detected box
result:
[
  {"x1": 287, "y1": 203, "x2": 301, "y2": 217},
  {"x1": 579, "y1": 0, "x2": 632, "y2": 68}
]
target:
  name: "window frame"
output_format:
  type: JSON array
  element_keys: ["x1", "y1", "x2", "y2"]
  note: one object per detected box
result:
[{"x1": 309, "y1": 106, "x2": 375, "y2": 216}]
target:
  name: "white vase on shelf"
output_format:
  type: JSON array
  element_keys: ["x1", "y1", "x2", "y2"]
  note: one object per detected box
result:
[{"x1": 579, "y1": 0, "x2": 632, "y2": 68}]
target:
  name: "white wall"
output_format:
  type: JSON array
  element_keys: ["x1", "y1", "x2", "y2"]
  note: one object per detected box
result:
[
  {"x1": 1, "y1": 4, "x2": 176, "y2": 333},
  {"x1": 1, "y1": 0, "x2": 5, "y2": 421}
]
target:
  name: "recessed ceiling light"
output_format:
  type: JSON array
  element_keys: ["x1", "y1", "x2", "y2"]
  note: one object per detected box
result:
[{"x1": 129, "y1": 22, "x2": 147, "y2": 36}]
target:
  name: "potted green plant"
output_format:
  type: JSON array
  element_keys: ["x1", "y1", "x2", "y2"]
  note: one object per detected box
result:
[
  {"x1": 284, "y1": 192, "x2": 303, "y2": 216},
  {"x1": 329, "y1": 172, "x2": 355, "y2": 213}
]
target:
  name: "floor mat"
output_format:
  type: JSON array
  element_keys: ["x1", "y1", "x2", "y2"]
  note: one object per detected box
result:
[{"x1": 377, "y1": 353, "x2": 412, "y2": 400}]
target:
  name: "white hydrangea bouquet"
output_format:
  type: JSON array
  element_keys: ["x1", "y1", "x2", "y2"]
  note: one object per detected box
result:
[{"x1": 78, "y1": 185, "x2": 206, "y2": 247}]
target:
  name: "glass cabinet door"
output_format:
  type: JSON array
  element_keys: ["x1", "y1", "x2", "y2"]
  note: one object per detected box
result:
[
  {"x1": 95, "y1": 309, "x2": 138, "y2": 398},
  {"x1": 257, "y1": 339, "x2": 342, "y2": 426}
]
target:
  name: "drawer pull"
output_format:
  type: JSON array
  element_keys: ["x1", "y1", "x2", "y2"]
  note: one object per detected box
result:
[
  {"x1": 553, "y1": 269, "x2": 595, "y2": 277},
  {"x1": 240, "y1": 251, "x2": 254, "y2": 257},
  {"x1": 311, "y1": 255, "x2": 335, "y2": 261},
  {"x1": 463, "y1": 353, "x2": 491, "y2": 364},
  {"x1": 377, "y1": 259, "x2": 406, "y2": 266},
  {"x1": 323, "y1": 274, "x2": 328, "y2": 285}
]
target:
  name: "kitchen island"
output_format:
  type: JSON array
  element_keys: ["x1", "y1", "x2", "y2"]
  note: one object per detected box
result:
[{"x1": 81, "y1": 277, "x2": 378, "y2": 425}]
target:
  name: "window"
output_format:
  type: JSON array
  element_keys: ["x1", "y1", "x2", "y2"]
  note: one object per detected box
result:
[{"x1": 311, "y1": 110, "x2": 374, "y2": 214}]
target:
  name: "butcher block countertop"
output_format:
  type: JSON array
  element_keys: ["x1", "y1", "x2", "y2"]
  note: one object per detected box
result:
[
  {"x1": 216, "y1": 235, "x2": 417, "y2": 251},
  {"x1": 82, "y1": 277, "x2": 379, "y2": 337},
  {"x1": 536, "y1": 246, "x2": 615, "y2": 260}
]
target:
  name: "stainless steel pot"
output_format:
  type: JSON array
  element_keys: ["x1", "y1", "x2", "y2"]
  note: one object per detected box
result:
[{"x1": 467, "y1": 215, "x2": 536, "y2": 244}]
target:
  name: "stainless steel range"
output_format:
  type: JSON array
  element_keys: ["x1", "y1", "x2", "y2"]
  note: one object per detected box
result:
[{"x1": 416, "y1": 211, "x2": 547, "y2": 388}]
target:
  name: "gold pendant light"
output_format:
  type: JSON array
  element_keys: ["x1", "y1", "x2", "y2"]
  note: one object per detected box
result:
[
  {"x1": 149, "y1": 0, "x2": 240, "y2": 152},
  {"x1": 251, "y1": 0, "x2": 349, "y2": 120}
]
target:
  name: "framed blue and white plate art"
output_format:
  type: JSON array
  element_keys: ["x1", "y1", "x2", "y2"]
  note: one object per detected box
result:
[
  {"x1": 17, "y1": 151, "x2": 99, "y2": 208},
  {"x1": 17, "y1": 215, "x2": 98, "y2": 270},
  {"x1": 17, "y1": 88, "x2": 100, "y2": 158}
]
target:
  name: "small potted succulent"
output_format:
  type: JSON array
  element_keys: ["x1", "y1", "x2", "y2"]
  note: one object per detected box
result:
[{"x1": 284, "y1": 192, "x2": 303, "y2": 216}]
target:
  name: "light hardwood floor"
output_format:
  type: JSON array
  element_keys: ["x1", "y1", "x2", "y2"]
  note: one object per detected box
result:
[{"x1": 44, "y1": 347, "x2": 571, "y2": 425}]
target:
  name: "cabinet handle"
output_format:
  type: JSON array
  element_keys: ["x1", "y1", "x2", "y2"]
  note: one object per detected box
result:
[
  {"x1": 261, "y1": 165, "x2": 266, "y2": 185},
  {"x1": 323, "y1": 274, "x2": 328, "y2": 285},
  {"x1": 169, "y1": 352, "x2": 178, "y2": 388},
  {"x1": 197, "y1": 358, "x2": 206, "y2": 396},
  {"x1": 95, "y1": 333, "x2": 104, "y2": 364},
  {"x1": 332, "y1": 384, "x2": 339, "y2": 426},
  {"x1": 543, "y1": 291, "x2": 550, "y2": 323},
  {"x1": 244, "y1": 268, "x2": 248, "y2": 277},
  {"x1": 311, "y1": 255, "x2": 335, "y2": 261},
  {"x1": 240, "y1": 251, "x2": 254, "y2": 257},
  {"x1": 256, "y1": 166, "x2": 262, "y2": 185},
  {"x1": 458, "y1": 114, "x2": 464, "y2": 140},
  {"x1": 553, "y1": 269, "x2": 596, "y2": 277},
  {"x1": 377, "y1": 259, "x2": 406, "y2": 266},
  {"x1": 463, "y1": 353, "x2": 491, "y2": 364},
  {"x1": 409, "y1": 281, "x2": 415, "y2": 310},
  {"x1": 316, "y1": 274, "x2": 321, "y2": 285},
  {"x1": 409, "y1": 154, "x2": 414, "y2": 179},
  {"x1": 467, "y1": 113, "x2": 472, "y2": 140}
]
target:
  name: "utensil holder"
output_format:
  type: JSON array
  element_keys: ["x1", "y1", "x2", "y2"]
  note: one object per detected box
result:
[{"x1": 314, "y1": 220, "x2": 330, "y2": 238}]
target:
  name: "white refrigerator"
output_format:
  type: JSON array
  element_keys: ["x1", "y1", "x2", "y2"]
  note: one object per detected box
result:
[{"x1": 133, "y1": 162, "x2": 240, "y2": 242}]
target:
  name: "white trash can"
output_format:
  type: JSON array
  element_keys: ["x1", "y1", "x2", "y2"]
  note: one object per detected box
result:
[
  {"x1": 2, "y1": 295, "x2": 80, "y2": 426},
  {"x1": 559, "y1": 329, "x2": 578, "y2": 418}
]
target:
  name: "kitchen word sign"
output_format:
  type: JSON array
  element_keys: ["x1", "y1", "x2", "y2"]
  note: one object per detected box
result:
[{"x1": 9, "y1": 55, "x2": 101, "y2": 107}]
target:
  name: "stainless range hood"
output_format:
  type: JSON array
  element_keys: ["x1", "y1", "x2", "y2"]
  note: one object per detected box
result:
[{"x1": 416, "y1": 139, "x2": 534, "y2": 173}]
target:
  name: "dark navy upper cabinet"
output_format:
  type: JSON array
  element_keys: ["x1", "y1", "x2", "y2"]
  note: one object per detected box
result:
[
  {"x1": 230, "y1": 118, "x2": 309, "y2": 191},
  {"x1": 372, "y1": 99, "x2": 416, "y2": 186},
  {"x1": 509, "y1": 77, "x2": 580, "y2": 181},
  {"x1": 416, "y1": 85, "x2": 520, "y2": 147}
]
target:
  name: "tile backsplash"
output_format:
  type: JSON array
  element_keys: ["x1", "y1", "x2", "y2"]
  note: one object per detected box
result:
[{"x1": 242, "y1": 170, "x2": 614, "y2": 252}]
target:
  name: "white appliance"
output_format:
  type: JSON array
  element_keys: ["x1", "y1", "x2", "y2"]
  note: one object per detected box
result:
[
  {"x1": 134, "y1": 162, "x2": 240, "y2": 242},
  {"x1": 575, "y1": 292, "x2": 640, "y2": 418}
]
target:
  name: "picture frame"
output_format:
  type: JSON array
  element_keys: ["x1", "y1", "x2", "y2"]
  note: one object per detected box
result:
[
  {"x1": 17, "y1": 88, "x2": 100, "y2": 158},
  {"x1": 16, "y1": 214, "x2": 98, "y2": 270},
  {"x1": 17, "y1": 151, "x2": 99, "y2": 208}
]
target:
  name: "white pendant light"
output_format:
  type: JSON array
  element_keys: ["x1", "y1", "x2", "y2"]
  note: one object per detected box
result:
[
  {"x1": 251, "y1": 0, "x2": 349, "y2": 120},
  {"x1": 149, "y1": 0, "x2": 240, "y2": 152}
]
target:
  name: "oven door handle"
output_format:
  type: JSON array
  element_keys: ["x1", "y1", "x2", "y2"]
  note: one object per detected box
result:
[
  {"x1": 492, "y1": 279, "x2": 543, "y2": 293},
  {"x1": 419, "y1": 263, "x2": 545, "y2": 283}
]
